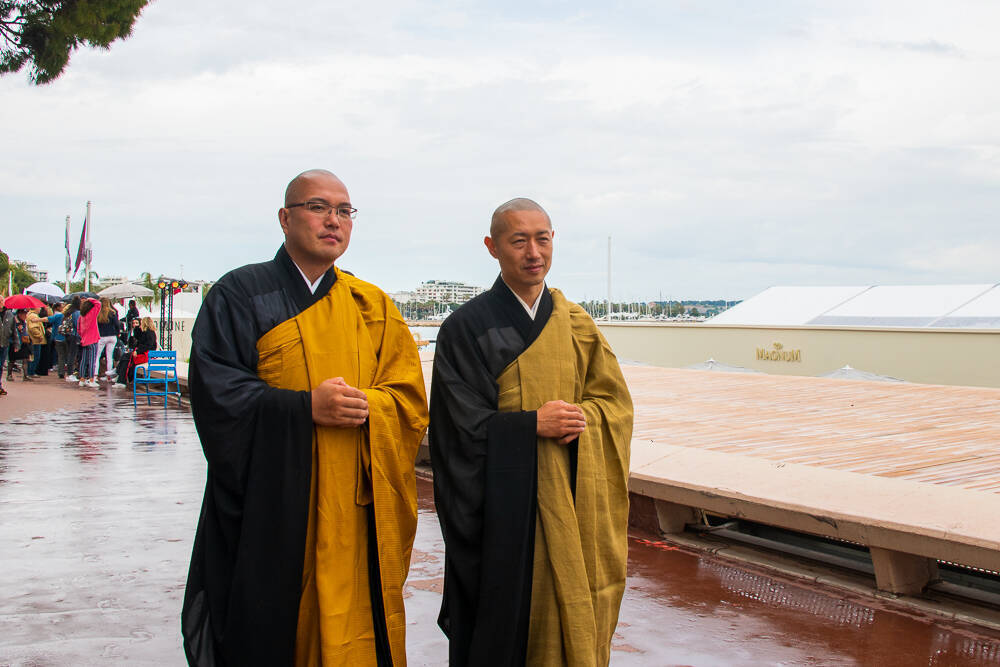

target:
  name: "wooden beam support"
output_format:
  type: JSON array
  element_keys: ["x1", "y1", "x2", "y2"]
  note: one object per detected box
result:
[
  {"x1": 654, "y1": 499, "x2": 697, "y2": 534},
  {"x1": 870, "y1": 546, "x2": 939, "y2": 595}
]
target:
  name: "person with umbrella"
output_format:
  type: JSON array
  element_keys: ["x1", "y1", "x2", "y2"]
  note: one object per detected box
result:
[
  {"x1": 41, "y1": 302, "x2": 69, "y2": 378},
  {"x1": 0, "y1": 294, "x2": 46, "y2": 385},
  {"x1": 62, "y1": 296, "x2": 83, "y2": 382},
  {"x1": 12, "y1": 309, "x2": 32, "y2": 382},
  {"x1": 25, "y1": 306, "x2": 48, "y2": 378},
  {"x1": 0, "y1": 298, "x2": 17, "y2": 395}
]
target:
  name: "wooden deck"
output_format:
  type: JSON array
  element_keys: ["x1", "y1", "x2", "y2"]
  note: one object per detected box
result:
[
  {"x1": 395, "y1": 353, "x2": 1000, "y2": 601},
  {"x1": 623, "y1": 366, "x2": 1000, "y2": 493}
]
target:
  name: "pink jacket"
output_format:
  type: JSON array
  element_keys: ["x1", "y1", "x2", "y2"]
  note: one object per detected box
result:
[{"x1": 78, "y1": 298, "x2": 101, "y2": 346}]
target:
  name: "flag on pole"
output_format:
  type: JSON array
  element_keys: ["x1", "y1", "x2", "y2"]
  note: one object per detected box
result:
[
  {"x1": 73, "y1": 213, "x2": 87, "y2": 277},
  {"x1": 64, "y1": 217, "x2": 71, "y2": 273}
]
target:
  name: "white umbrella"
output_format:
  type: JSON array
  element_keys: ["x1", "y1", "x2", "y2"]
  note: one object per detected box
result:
[
  {"x1": 98, "y1": 283, "x2": 155, "y2": 299},
  {"x1": 25, "y1": 281, "x2": 65, "y2": 304}
]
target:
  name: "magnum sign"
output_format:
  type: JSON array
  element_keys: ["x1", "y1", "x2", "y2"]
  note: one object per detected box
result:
[{"x1": 756, "y1": 342, "x2": 802, "y2": 362}]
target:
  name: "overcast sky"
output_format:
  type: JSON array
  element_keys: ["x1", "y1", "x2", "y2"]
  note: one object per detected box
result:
[{"x1": 2, "y1": 1, "x2": 998, "y2": 301}]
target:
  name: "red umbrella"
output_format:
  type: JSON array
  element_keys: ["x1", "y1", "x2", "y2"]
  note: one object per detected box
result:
[{"x1": 3, "y1": 294, "x2": 46, "y2": 309}]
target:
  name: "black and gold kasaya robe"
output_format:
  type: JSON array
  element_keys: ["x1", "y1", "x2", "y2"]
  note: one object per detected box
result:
[
  {"x1": 182, "y1": 246, "x2": 428, "y2": 667},
  {"x1": 429, "y1": 276, "x2": 634, "y2": 666}
]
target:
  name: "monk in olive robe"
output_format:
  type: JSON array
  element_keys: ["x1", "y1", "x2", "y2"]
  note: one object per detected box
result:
[
  {"x1": 430, "y1": 198, "x2": 633, "y2": 666},
  {"x1": 183, "y1": 170, "x2": 428, "y2": 667}
]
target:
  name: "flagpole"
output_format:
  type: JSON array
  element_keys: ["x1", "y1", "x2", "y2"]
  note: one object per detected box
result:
[
  {"x1": 85, "y1": 200, "x2": 92, "y2": 292},
  {"x1": 606, "y1": 235, "x2": 612, "y2": 321},
  {"x1": 65, "y1": 215, "x2": 71, "y2": 293}
]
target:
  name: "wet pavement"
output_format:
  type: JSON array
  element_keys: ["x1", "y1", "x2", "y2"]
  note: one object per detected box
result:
[
  {"x1": 2, "y1": 391, "x2": 1000, "y2": 665},
  {"x1": 615, "y1": 538, "x2": 1000, "y2": 665}
]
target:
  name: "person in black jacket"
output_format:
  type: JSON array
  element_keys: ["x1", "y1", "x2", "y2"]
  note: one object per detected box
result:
[
  {"x1": 115, "y1": 316, "x2": 157, "y2": 387},
  {"x1": 125, "y1": 300, "x2": 141, "y2": 330},
  {"x1": 62, "y1": 297, "x2": 82, "y2": 381},
  {"x1": 0, "y1": 302, "x2": 17, "y2": 394}
]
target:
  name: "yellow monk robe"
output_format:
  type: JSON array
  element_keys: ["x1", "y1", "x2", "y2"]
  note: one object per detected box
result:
[
  {"x1": 255, "y1": 268, "x2": 429, "y2": 666},
  {"x1": 496, "y1": 290, "x2": 633, "y2": 666}
]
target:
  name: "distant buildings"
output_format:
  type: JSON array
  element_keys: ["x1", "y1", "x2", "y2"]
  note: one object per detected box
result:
[
  {"x1": 13, "y1": 260, "x2": 47, "y2": 282},
  {"x1": 398, "y1": 280, "x2": 486, "y2": 304},
  {"x1": 389, "y1": 280, "x2": 486, "y2": 321},
  {"x1": 388, "y1": 290, "x2": 418, "y2": 304}
]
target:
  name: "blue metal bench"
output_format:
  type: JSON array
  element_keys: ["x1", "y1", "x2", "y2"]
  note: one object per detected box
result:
[{"x1": 133, "y1": 350, "x2": 181, "y2": 407}]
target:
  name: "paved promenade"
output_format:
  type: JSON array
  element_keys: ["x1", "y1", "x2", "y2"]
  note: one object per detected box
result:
[{"x1": 2, "y1": 376, "x2": 1000, "y2": 665}]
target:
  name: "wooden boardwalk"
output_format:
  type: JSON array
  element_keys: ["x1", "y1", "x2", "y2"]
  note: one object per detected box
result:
[
  {"x1": 420, "y1": 352, "x2": 1000, "y2": 597},
  {"x1": 624, "y1": 366, "x2": 1000, "y2": 494}
]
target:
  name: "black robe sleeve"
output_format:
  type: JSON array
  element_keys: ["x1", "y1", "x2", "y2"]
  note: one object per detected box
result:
[
  {"x1": 430, "y1": 283, "x2": 553, "y2": 667},
  {"x1": 182, "y1": 278, "x2": 314, "y2": 667}
]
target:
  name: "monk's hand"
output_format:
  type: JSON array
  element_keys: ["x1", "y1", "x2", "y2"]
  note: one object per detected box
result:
[
  {"x1": 536, "y1": 400, "x2": 586, "y2": 445},
  {"x1": 312, "y1": 377, "x2": 369, "y2": 428}
]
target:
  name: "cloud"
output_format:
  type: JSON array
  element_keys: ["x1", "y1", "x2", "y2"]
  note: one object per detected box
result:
[
  {"x1": 2, "y1": 0, "x2": 999, "y2": 301},
  {"x1": 860, "y1": 39, "x2": 964, "y2": 57},
  {"x1": 902, "y1": 242, "x2": 1000, "y2": 279}
]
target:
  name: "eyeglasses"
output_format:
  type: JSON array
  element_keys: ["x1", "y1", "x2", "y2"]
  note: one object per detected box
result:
[{"x1": 286, "y1": 200, "x2": 358, "y2": 220}]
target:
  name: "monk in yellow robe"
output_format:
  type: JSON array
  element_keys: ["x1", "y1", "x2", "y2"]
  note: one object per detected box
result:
[
  {"x1": 430, "y1": 198, "x2": 633, "y2": 665},
  {"x1": 182, "y1": 170, "x2": 428, "y2": 666}
]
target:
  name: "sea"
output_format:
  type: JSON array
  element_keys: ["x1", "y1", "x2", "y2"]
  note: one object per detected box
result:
[{"x1": 409, "y1": 325, "x2": 440, "y2": 353}]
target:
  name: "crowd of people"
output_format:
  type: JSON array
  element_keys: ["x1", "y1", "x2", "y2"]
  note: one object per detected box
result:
[{"x1": 0, "y1": 297, "x2": 158, "y2": 396}]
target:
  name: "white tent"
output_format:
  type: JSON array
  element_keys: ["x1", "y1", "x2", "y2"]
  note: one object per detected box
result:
[
  {"x1": 686, "y1": 358, "x2": 762, "y2": 373},
  {"x1": 708, "y1": 286, "x2": 869, "y2": 326},
  {"x1": 820, "y1": 365, "x2": 904, "y2": 382},
  {"x1": 708, "y1": 283, "x2": 1000, "y2": 329}
]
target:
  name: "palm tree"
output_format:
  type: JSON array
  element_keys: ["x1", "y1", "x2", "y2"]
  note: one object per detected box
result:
[
  {"x1": 0, "y1": 250, "x2": 9, "y2": 297},
  {"x1": 0, "y1": 251, "x2": 39, "y2": 295},
  {"x1": 138, "y1": 271, "x2": 159, "y2": 307},
  {"x1": 68, "y1": 270, "x2": 101, "y2": 294}
]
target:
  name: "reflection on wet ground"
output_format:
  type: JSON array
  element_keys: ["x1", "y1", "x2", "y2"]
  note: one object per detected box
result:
[
  {"x1": 0, "y1": 396, "x2": 202, "y2": 665},
  {"x1": 2, "y1": 395, "x2": 1000, "y2": 665},
  {"x1": 619, "y1": 535, "x2": 1000, "y2": 666}
]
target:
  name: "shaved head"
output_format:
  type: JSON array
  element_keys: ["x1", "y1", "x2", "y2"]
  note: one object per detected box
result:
[
  {"x1": 284, "y1": 169, "x2": 344, "y2": 206},
  {"x1": 278, "y1": 169, "x2": 353, "y2": 278},
  {"x1": 490, "y1": 197, "x2": 551, "y2": 238}
]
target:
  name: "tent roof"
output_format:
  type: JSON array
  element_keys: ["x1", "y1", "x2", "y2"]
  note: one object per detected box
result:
[
  {"x1": 708, "y1": 286, "x2": 869, "y2": 326},
  {"x1": 819, "y1": 365, "x2": 904, "y2": 382},
  {"x1": 685, "y1": 358, "x2": 763, "y2": 373},
  {"x1": 708, "y1": 284, "x2": 1000, "y2": 329}
]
